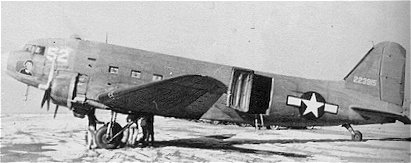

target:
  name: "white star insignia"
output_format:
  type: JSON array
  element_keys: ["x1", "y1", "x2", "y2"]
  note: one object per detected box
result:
[
  {"x1": 301, "y1": 93, "x2": 324, "y2": 118},
  {"x1": 286, "y1": 92, "x2": 339, "y2": 118}
]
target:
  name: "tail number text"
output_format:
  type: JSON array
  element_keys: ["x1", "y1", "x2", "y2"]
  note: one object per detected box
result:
[{"x1": 353, "y1": 76, "x2": 376, "y2": 86}]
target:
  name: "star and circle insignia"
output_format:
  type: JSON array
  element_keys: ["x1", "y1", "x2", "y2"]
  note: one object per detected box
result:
[{"x1": 286, "y1": 91, "x2": 338, "y2": 120}]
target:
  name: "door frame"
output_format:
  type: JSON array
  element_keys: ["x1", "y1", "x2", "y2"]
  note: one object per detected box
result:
[{"x1": 227, "y1": 67, "x2": 254, "y2": 112}]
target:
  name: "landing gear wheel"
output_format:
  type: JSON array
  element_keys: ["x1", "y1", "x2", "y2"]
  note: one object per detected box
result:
[
  {"x1": 96, "y1": 122, "x2": 123, "y2": 149},
  {"x1": 343, "y1": 124, "x2": 363, "y2": 141},
  {"x1": 351, "y1": 130, "x2": 362, "y2": 141},
  {"x1": 268, "y1": 125, "x2": 280, "y2": 130}
]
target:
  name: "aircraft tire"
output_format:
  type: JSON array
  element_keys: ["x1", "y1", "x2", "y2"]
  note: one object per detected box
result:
[
  {"x1": 351, "y1": 130, "x2": 362, "y2": 141},
  {"x1": 96, "y1": 122, "x2": 123, "y2": 149},
  {"x1": 271, "y1": 125, "x2": 280, "y2": 130},
  {"x1": 85, "y1": 131, "x2": 88, "y2": 144}
]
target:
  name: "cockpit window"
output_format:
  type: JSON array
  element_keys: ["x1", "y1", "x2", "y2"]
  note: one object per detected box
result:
[
  {"x1": 23, "y1": 45, "x2": 45, "y2": 55},
  {"x1": 23, "y1": 44, "x2": 32, "y2": 51},
  {"x1": 33, "y1": 46, "x2": 45, "y2": 55}
]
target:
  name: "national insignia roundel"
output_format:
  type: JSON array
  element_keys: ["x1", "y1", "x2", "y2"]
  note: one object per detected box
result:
[
  {"x1": 286, "y1": 91, "x2": 339, "y2": 120},
  {"x1": 299, "y1": 91, "x2": 325, "y2": 120}
]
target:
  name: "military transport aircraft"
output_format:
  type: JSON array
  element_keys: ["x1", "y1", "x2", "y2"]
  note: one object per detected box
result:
[{"x1": 6, "y1": 36, "x2": 410, "y2": 149}]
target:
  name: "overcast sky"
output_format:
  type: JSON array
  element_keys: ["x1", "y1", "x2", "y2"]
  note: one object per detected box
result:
[{"x1": 1, "y1": 1, "x2": 410, "y2": 113}]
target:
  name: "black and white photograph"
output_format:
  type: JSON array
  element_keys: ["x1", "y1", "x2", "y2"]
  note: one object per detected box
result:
[{"x1": 1, "y1": 1, "x2": 410, "y2": 162}]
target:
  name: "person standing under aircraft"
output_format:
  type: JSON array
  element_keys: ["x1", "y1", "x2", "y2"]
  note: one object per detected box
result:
[
  {"x1": 126, "y1": 114, "x2": 139, "y2": 147},
  {"x1": 135, "y1": 114, "x2": 154, "y2": 147},
  {"x1": 86, "y1": 109, "x2": 102, "y2": 149},
  {"x1": 145, "y1": 114, "x2": 154, "y2": 146},
  {"x1": 120, "y1": 114, "x2": 137, "y2": 147},
  {"x1": 136, "y1": 115, "x2": 147, "y2": 146},
  {"x1": 123, "y1": 113, "x2": 148, "y2": 147},
  {"x1": 120, "y1": 124, "x2": 129, "y2": 148}
]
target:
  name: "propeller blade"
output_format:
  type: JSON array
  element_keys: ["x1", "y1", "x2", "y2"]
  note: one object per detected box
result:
[
  {"x1": 41, "y1": 88, "x2": 51, "y2": 110},
  {"x1": 53, "y1": 105, "x2": 59, "y2": 119},
  {"x1": 41, "y1": 55, "x2": 57, "y2": 110},
  {"x1": 24, "y1": 85, "x2": 29, "y2": 101},
  {"x1": 40, "y1": 89, "x2": 49, "y2": 108},
  {"x1": 46, "y1": 96, "x2": 50, "y2": 111}
]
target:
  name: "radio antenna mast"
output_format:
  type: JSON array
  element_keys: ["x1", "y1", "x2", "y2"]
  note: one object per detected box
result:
[{"x1": 105, "y1": 32, "x2": 109, "y2": 44}]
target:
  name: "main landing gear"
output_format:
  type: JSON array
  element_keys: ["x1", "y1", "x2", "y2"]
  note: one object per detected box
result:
[
  {"x1": 95, "y1": 111, "x2": 124, "y2": 149},
  {"x1": 342, "y1": 124, "x2": 362, "y2": 141}
]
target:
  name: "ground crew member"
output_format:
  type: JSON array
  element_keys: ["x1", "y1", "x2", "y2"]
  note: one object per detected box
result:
[
  {"x1": 124, "y1": 114, "x2": 139, "y2": 147},
  {"x1": 120, "y1": 114, "x2": 137, "y2": 147},
  {"x1": 136, "y1": 114, "x2": 154, "y2": 147},
  {"x1": 86, "y1": 108, "x2": 103, "y2": 149},
  {"x1": 145, "y1": 114, "x2": 154, "y2": 145}
]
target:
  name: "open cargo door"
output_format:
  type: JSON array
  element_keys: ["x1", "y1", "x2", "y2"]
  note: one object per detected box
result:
[{"x1": 228, "y1": 68, "x2": 273, "y2": 114}]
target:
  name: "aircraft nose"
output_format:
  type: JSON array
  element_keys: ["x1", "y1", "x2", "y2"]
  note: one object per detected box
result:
[
  {"x1": 6, "y1": 50, "x2": 32, "y2": 77},
  {"x1": 6, "y1": 51, "x2": 18, "y2": 73}
]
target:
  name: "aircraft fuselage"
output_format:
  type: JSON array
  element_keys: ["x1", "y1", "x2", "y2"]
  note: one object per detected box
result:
[{"x1": 6, "y1": 38, "x2": 406, "y2": 127}]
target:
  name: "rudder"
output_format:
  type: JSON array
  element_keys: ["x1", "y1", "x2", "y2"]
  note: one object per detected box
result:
[{"x1": 344, "y1": 42, "x2": 406, "y2": 106}]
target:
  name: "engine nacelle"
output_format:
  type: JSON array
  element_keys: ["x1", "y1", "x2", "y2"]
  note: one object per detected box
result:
[
  {"x1": 50, "y1": 72, "x2": 93, "y2": 118},
  {"x1": 50, "y1": 71, "x2": 77, "y2": 107}
]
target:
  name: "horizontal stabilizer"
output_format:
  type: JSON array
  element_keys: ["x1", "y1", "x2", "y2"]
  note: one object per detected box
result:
[{"x1": 352, "y1": 107, "x2": 411, "y2": 124}]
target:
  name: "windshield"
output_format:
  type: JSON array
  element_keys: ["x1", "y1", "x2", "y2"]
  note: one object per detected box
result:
[
  {"x1": 22, "y1": 44, "x2": 45, "y2": 55},
  {"x1": 34, "y1": 46, "x2": 44, "y2": 54},
  {"x1": 22, "y1": 44, "x2": 32, "y2": 52}
]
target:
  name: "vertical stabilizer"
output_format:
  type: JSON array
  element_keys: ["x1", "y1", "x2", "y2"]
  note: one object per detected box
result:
[{"x1": 344, "y1": 42, "x2": 406, "y2": 106}]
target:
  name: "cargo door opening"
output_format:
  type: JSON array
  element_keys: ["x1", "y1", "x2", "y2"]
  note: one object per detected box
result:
[
  {"x1": 229, "y1": 69, "x2": 272, "y2": 114},
  {"x1": 248, "y1": 74, "x2": 272, "y2": 114}
]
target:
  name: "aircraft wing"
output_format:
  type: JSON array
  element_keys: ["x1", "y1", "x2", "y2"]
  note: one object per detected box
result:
[
  {"x1": 351, "y1": 107, "x2": 411, "y2": 124},
  {"x1": 97, "y1": 75, "x2": 227, "y2": 119}
]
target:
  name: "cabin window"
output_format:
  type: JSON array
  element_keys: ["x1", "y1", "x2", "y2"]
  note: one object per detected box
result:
[
  {"x1": 152, "y1": 74, "x2": 163, "y2": 81},
  {"x1": 109, "y1": 66, "x2": 119, "y2": 74},
  {"x1": 131, "y1": 70, "x2": 141, "y2": 78}
]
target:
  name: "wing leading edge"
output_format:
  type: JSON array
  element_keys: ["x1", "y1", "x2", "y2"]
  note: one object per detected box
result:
[{"x1": 97, "y1": 75, "x2": 227, "y2": 119}]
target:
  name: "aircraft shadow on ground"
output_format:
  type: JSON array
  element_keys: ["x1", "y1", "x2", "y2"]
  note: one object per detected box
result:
[
  {"x1": 0, "y1": 143, "x2": 57, "y2": 162},
  {"x1": 153, "y1": 134, "x2": 411, "y2": 158},
  {"x1": 153, "y1": 134, "x2": 324, "y2": 158},
  {"x1": 366, "y1": 137, "x2": 411, "y2": 141},
  {"x1": 154, "y1": 135, "x2": 309, "y2": 158}
]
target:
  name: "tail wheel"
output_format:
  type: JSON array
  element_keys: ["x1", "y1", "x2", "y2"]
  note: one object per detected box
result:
[
  {"x1": 352, "y1": 130, "x2": 363, "y2": 141},
  {"x1": 96, "y1": 122, "x2": 123, "y2": 149}
]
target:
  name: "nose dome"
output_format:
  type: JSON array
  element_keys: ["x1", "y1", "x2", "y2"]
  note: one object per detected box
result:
[
  {"x1": 6, "y1": 51, "x2": 18, "y2": 73},
  {"x1": 6, "y1": 50, "x2": 33, "y2": 76}
]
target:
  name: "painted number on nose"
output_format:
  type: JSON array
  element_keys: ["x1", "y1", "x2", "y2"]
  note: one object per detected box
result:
[
  {"x1": 46, "y1": 47, "x2": 71, "y2": 63},
  {"x1": 353, "y1": 76, "x2": 377, "y2": 86}
]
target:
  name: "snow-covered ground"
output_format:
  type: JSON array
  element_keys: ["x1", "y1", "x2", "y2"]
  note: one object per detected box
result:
[{"x1": 1, "y1": 113, "x2": 410, "y2": 162}]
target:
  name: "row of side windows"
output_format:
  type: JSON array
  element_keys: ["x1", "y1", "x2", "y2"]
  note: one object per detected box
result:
[{"x1": 108, "y1": 66, "x2": 162, "y2": 81}]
